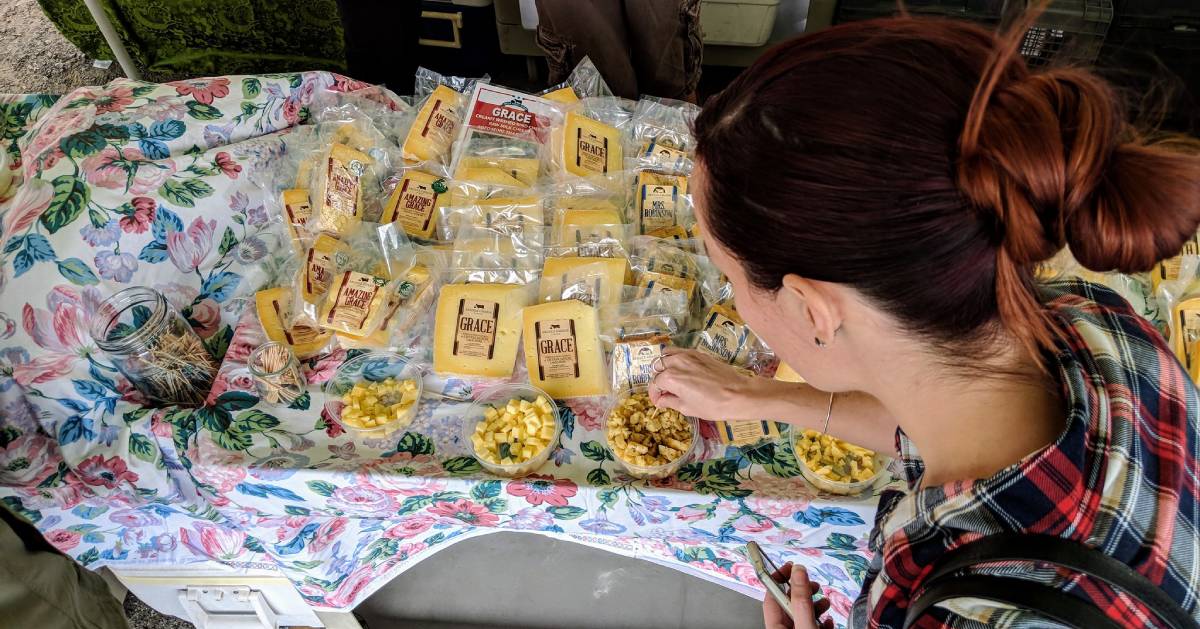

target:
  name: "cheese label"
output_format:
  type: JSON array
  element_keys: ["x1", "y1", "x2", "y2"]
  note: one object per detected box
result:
[
  {"x1": 534, "y1": 318, "x2": 579, "y2": 380},
  {"x1": 644, "y1": 247, "x2": 695, "y2": 279},
  {"x1": 640, "y1": 184, "x2": 679, "y2": 232},
  {"x1": 1175, "y1": 298, "x2": 1200, "y2": 373},
  {"x1": 611, "y1": 336, "x2": 668, "y2": 392},
  {"x1": 454, "y1": 298, "x2": 500, "y2": 359},
  {"x1": 423, "y1": 96, "x2": 460, "y2": 141},
  {"x1": 403, "y1": 85, "x2": 462, "y2": 163},
  {"x1": 325, "y1": 271, "x2": 386, "y2": 332},
  {"x1": 318, "y1": 144, "x2": 369, "y2": 234},
  {"x1": 717, "y1": 420, "x2": 783, "y2": 446},
  {"x1": 463, "y1": 85, "x2": 555, "y2": 143},
  {"x1": 282, "y1": 189, "x2": 311, "y2": 242},
  {"x1": 696, "y1": 306, "x2": 752, "y2": 365},
  {"x1": 385, "y1": 174, "x2": 446, "y2": 236},
  {"x1": 303, "y1": 239, "x2": 341, "y2": 302},
  {"x1": 640, "y1": 140, "x2": 688, "y2": 172},
  {"x1": 575, "y1": 126, "x2": 610, "y2": 174},
  {"x1": 638, "y1": 272, "x2": 696, "y2": 302}
]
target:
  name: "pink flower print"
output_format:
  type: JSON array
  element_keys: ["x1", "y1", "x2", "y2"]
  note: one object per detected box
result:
[
  {"x1": 282, "y1": 98, "x2": 301, "y2": 125},
  {"x1": 0, "y1": 435, "x2": 58, "y2": 485},
  {"x1": 150, "y1": 412, "x2": 174, "y2": 437},
  {"x1": 93, "y1": 86, "x2": 135, "y2": 113},
  {"x1": 22, "y1": 105, "x2": 95, "y2": 178},
  {"x1": 324, "y1": 564, "x2": 376, "y2": 608},
  {"x1": 192, "y1": 448, "x2": 246, "y2": 493},
  {"x1": 15, "y1": 285, "x2": 102, "y2": 386},
  {"x1": 180, "y1": 522, "x2": 246, "y2": 561},
  {"x1": 329, "y1": 485, "x2": 396, "y2": 517},
  {"x1": 169, "y1": 77, "x2": 231, "y2": 105},
  {"x1": 825, "y1": 587, "x2": 854, "y2": 619},
  {"x1": 167, "y1": 216, "x2": 215, "y2": 273},
  {"x1": 369, "y1": 473, "x2": 446, "y2": 497},
  {"x1": 566, "y1": 397, "x2": 605, "y2": 431},
  {"x1": 427, "y1": 498, "x2": 499, "y2": 527},
  {"x1": 730, "y1": 561, "x2": 764, "y2": 588},
  {"x1": 399, "y1": 541, "x2": 428, "y2": 558},
  {"x1": 76, "y1": 455, "x2": 139, "y2": 489},
  {"x1": 765, "y1": 528, "x2": 807, "y2": 546},
  {"x1": 505, "y1": 475, "x2": 578, "y2": 507},
  {"x1": 309, "y1": 517, "x2": 348, "y2": 553},
  {"x1": 141, "y1": 95, "x2": 188, "y2": 122},
  {"x1": 383, "y1": 515, "x2": 435, "y2": 540},
  {"x1": 305, "y1": 348, "x2": 347, "y2": 384},
  {"x1": 0, "y1": 313, "x2": 13, "y2": 339},
  {"x1": 120, "y1": 197, "x2": 156, "y2": 233},
  {"x1": 82, "y1": 146, "x2": 176, "y2": 194},
  {"x1": 675, "y1": 505, "x2": 711, "y2": 522},
  {"x1": 45, "y1": 529, "x2": 82, "y2": 552},
  {"x1": 186, "y1": 298, "x2": 221, "y2": 338},
  {"x1": 731, "y1": 514, "x2": 774, "y2": 533},
  {"x1": 0, "y1": 178, "x2": 52, "y2": 251},
  {"x1": 215, "y1": 152, "x2": 241, "y2": 179},
  {"x1": 508, "y1": 507, "x2": 554, "y2": 531},
  {"x1": 746, "y1": 495, "x2": 809, "y2": 520}
]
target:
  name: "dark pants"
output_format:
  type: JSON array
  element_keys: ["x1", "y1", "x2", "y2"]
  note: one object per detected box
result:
[{"x1": 535, "y1": 0, "x2": 703, "y2": 100}]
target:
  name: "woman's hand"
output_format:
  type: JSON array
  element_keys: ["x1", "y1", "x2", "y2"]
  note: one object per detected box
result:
[
  {"x1": 763, "y1": 562, "x2": 833, "y2": 629},
  {"x1": 648, "y1": 347, "x2": 760, "y2": 419}
]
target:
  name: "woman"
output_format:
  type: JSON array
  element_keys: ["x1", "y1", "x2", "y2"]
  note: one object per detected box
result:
[{"x1": 648, "y1": 13, "x2": 1200, "y2": 629}]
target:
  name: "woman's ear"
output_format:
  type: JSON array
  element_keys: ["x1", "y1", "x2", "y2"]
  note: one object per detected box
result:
[{"x1": 780, "y1": 274, "x2": 842, "y2": 345}]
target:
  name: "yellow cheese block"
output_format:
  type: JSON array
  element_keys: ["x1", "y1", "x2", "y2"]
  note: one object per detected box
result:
[
  {"x1": 637, "y1": 271, "x2": 696, "y2": 304},
  {"x1": 774, "y1": 361, "x2": 805, "y2": 383},
  {"x1": 542, "y1": 87, "x2": 579, "y2": 104},
  {"x1": 382, "y1": 170, "x2": 448, "y2": 240},
  {"x1": 556, "y1": 208, "x2": 625, "y2": 243},
  {"x1": 522, "y1": 300, "x2": 607, "y2": 399},
  {"x1": 255, "y1": 288, "x2": 333, "y2": 358},
  {"x1": 403, "y1": 84, "x2": 463, "y2": 164},
  {"x1": 434, "y1": 283, "x2": 529, "y2": 378},
  {"x1": 315, "y1": 144, "x2": 372, "y2": 235},
  {"x1": 457, "y1": 157, "x2": 539, "y2": 186},
  {"x1": 281, "y1": 188, "x2": 312, "y2": 250},
  {"x1": 456, "y1": 166, "x2": 526, "y2": 187},
  {"x1": 552, "y1": 197, "x2": 622, "y2": 214},
  {"x1": 1191, "y1": 339, "x2": 1200, "y2": 385},
  {"x1": 301, "y1": 233, "x2": 350, "y2": 304},
  {"x1": 338, "y1": 265, "x2": 434, "y2": 349},
  {"x1": 540, "y1": 257, "x2": 629, "y2": 308},
  {"x1": 564, "y1": 112, "x2": 622, "y2": 177}
]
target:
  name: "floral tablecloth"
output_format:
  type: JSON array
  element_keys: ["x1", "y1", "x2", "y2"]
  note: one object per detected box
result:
[{"x1": 0, "y1": 73, "x2": 883, "y2": 627}]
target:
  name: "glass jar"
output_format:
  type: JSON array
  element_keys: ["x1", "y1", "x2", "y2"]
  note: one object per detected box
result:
[
  {"x1": 248, "y1": 342, "x2": 307, "y2": 405},
  {"x1": 89, "y1": 287, "x2": 217, "y2": 407}
]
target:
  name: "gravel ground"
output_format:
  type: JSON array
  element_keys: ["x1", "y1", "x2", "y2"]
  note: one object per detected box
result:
[{"x1": 0, "y1": 0, "x2": 123, "y2": 94}]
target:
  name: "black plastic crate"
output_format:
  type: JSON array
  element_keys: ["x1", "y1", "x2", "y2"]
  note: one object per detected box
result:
[{"x1": 835, "y1": 0, "x2": 1114, "y2": 65}]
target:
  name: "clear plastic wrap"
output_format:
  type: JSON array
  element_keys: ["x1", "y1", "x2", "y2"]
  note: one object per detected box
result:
[
  {"x1": 539, "y1": 57, "x2": 613, "y2": 103},
  {"x1": 691, "y1": 303, "x2": 763, "y2": 369},
  {"x1": 1157, "y1": 255, "x2": 1200, "y2": 381},
  {"x1": 627, "y1": 96, "x2": 700, "y2": 176},
  {"x1": 437, "y1": 192, "x2": 545, "y2": 244},
  {"x1": 542, "y1": 176, "x2": 632, "y2": 225},
  {"x1": 337, "y1": 240, "x2": 443, "y2": 351},
  {"x1": 450, "y1": 223, "x2": 543, "y2": 286},
  {"x1": 538, "y1": 255, "x2": 631, "y2": 309},
  {"x1": 308, "y1": 85, "x2": 415, "y2": 149},
  {"x1": 449, "y1": 83, "x2": 564, "y2": 186},
  {"x1": 301, "y1": 116, "x2": 398, "y2": 234},
  {"x1": 413, "y1": 67, "x2": 490, "y2": 100},
  {"x1": 628, "y1": 236, "x2": 722, "y2": 324},
  {"x1": 551, "y1": 97, "x2": 636, "y2": 182},
  {"x1": 380, "y1": 166, "x2": 452, "y2": 241}
]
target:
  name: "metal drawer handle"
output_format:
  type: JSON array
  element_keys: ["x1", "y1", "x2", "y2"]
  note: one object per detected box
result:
[{"x1": 420, "y1": 10, "x2": 464, "y2": 49}]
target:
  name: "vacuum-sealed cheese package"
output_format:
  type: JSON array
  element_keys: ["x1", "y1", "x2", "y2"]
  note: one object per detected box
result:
[
  {"x1": 381, "y1": 168, "x2": 451, "y2": 241},
  {"x1": 311, "y1": 143, "x2": 374, "y2": 235},
  {"x1": 634, "y1": 170, "x2": 689, "y2": 235},
  {"x1": 256, "y1": 286, "x2": 335, "y2": 359},
  {"x1": 627, "y1": 96, "x2": 700, "y2": 176},
  {"x1": 539, "y1": 56, "x2": 613, "y2": 104},
  {"x1": 522, "y1": 299, "x2": 609, "y2": 399},
  {"x1": 433, "y1": 280, "x2": 533, "y2": 380},
  {"x1": 539, "y1": 256, "x2": 630, "y2": 309},
  {"x1": 449, "y1": 83, "x2": 563, "y2": 187}
]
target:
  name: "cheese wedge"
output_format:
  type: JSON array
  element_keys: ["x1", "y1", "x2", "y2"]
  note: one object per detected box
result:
[
  {"x1": 540, "y1": 257, "x2": 629, "y2": 308},
  {"x1": 314, "y1": 144, "x2": 372, "y2": 235},
  {"x1": 434, "y1": 283, "x2": 529, "y2": 378},
  {"x1": 281, "y1": 188, "x2": 312, "y2": 250},
  {"x1": 338, "y1": 265, "x2": 434, "y2": 349},
  {"x1": 564, "y1": 112, "x2": 622, "y2": 177},
  {"x1": 647, "y1": 225, "x2": 688, "y2": 241},
  {"x1": 301, "y1": 233, "x2": 350, "y2": 304},
  {"x1": 403, "y1": 84, "x2": 463, "y2": 164},
  {"x1": 255, "y1": 287, "x2": 333, "y2": 358},
  {"x1": 382, "y1": 170, "x2": 448, "y2": 240},
  {"x1": 774, "y1": 361, "x2": 805, "y2": 383},
  {"x1": 1172, "y1": 296, "x2": 1200, "y2": 377},
  {"x1": 522, "y1": 300, "x2": 607, "y2": 399},
  {"x1": 318, "y1": 270, "x2": 392, "y2": 335},
  {"x1": 542, "y1": 87, "x2": 579, "y2": 104}
]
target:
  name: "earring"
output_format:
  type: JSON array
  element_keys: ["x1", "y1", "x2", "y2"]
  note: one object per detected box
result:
[{"x1": 815, "y1": 337, "x2": 826, "y2": 348}]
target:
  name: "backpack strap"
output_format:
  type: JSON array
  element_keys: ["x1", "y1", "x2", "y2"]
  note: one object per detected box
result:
[{"x1": 903, "y1": 533, "x2": 1197, "y2": 629}]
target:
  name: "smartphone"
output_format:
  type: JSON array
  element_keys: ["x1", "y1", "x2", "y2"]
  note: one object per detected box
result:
[{"x1": 746, "y1": 541, "x2": 793, "y2": 620}]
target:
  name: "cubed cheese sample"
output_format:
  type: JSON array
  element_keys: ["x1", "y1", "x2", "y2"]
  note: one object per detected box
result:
[
  {"x1": 340, "y1": 377, "x2": 420, "y2": 432},
  {"x1": 434, "y1": 283, "x2": 529, "y2": 378},
  {"x1": 471, "y1": 395, "x2": 557, "y2": 466},
  {"x1": 382, "y1": 170, "x2": 448, "y2": 240},
  {"x1": 402, "y1": 84, "x2": 463, "y2": 164},
  {"x1": 522, "y1": 300, "x2": 607, "y2": 399},
  {"x1": 255, "y1": 287, "x2": 333, "y2": 358},
  {"x1": 564, "y1": 111, "x2": 622, "y2": 177},
  {"x1": 540, "y1": 256, "x2": 629, "y2": 308}
]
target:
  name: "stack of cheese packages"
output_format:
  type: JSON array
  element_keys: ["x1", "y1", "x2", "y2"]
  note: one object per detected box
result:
[{"x1": 1146, "y1": 235, "x2": 1200, "y2": 384}]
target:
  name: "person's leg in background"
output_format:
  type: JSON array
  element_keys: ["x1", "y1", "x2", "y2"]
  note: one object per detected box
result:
[
  {"x1": 535, "y1": 0, "x2": 639, "y2": 99},
  {"x1": 0, "y1": 504, "x2": 128, "y2": 629},
  {"x1": 625, "y1": 0, "x2": 703, "y2": 101}
]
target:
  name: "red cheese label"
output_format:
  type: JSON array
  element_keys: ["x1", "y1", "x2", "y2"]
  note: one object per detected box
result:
[{"x1": 465, "y1": 86, "x2": 555, "y2": 144}]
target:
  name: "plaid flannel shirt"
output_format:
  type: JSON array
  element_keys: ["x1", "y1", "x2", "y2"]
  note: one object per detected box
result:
[{"x1": 851, "y1": 279, "x2": 1200, "y2": 628}]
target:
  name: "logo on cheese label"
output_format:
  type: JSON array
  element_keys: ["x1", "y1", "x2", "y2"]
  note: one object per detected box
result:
[
  {"x1": 575, "y1": 127, "x2": 610, "y2": 174},
  {"x1": 640, "y1": 185, "x2": 678, "y2": 232},
  {"x1": 612, "y1": 340, "x2": 665, "y2": 391},
  {"x1": 641, "y1": 140, "x2": 688, "y2": 172},
  {"x1": 697, "y1": 311, "x2": 750, "y2": 365},
  {"x1": 534, "y1": 318, "x2": 579, "y2": 380},
  {"x1": 326, "y1": 271, "x2": 386, "y2": 332},
  {"x1": 392, "y1": 177, "x2": 440, "y2": 234},
  {"x1": 454, "y1": 298, "x2": 500, "y2": 359}
]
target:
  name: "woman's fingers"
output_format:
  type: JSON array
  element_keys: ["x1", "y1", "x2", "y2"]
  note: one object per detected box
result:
[{"x1": 789, "y1": 566, "x2": 820, "y2": 624}]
